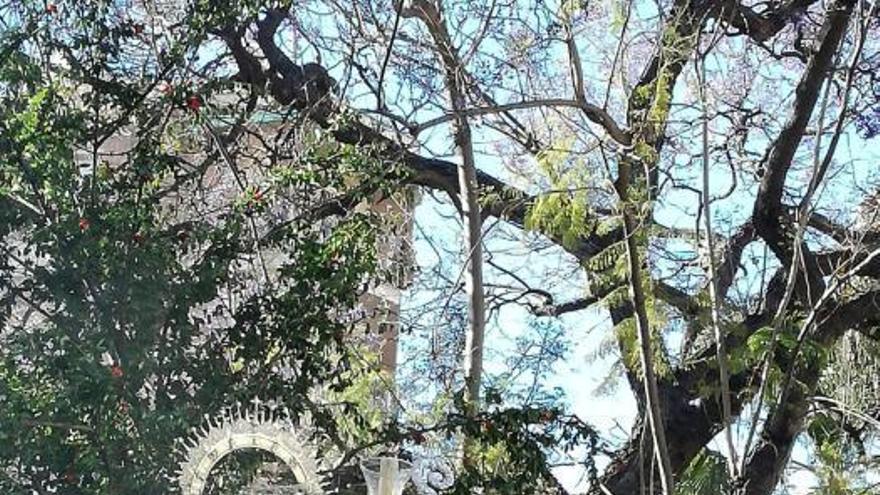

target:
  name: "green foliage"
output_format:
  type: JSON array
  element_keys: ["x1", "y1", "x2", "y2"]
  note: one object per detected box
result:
[
  {"x1": 820, "y1": 331, "x2": 880, "y2": 423},
  {"x1": 678, "y1": 448, "x2": 730, "y2": 495},
  {"x1": 525, "y1": 134, "x2": 673, "y2": 381},
  {"x1": 448, "y1": 390, "x2": 602, "y2": 495},
  {"x1": 632, "y1": 140, "x2": 659, "y2": 165},
  {"x1": 742, "y1": 318, "x2": 828, "y2": 380},
  {"x1": 0, "y1": 4, "x2": 399, "y2": 492},
  {"x1": 804, "y1": 331, "x2": 880, "y2": 494},
  {"x1": 322, "y1": 345, "x2": 391, "y2": 448},
  {"x1": 610, "y1": 0, "x2": 629, "y2": 30},
  {"x1": 526, "y1": 192, "x2": 593, "y2": 250},
  {"x1": 585, "y1": 241, "x2": 626, "y2": 273},
  {"x1": 612, "y1": 291, "x2": 672, "y2": 378},
  {"x1": 525, "y1": 137, "x2": 597, "y2": 250},
  {"x1": 806, "y1": 412, "x2": 874, "y2": 495}
]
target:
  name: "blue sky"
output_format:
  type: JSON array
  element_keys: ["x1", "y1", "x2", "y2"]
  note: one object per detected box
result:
[
  {"x1": 303, "y1": 1, "x2": 880, "y2": 491},
  {"x1": 391, "y1": 67, "x2": 880, "y2": 495}
]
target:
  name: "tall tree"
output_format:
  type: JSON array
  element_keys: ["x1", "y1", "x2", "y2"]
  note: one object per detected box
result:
[
  {"x1": 3, "y1": 0, "x2": 880, "y2": 494},
  {"x1": 399, "y1": 0, "x2": 488, "y2": 415},
  {"x1": 0, "y1": 1, "x2": 404, "y2": 492}
]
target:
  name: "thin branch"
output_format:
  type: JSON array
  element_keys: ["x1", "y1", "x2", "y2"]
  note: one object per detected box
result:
[
  {"x1": 412, "y1": 98, "x2": 631, "y2": 145},
  {"x1": 696, "y1": 44, "x2": 739, "y2": 476}
]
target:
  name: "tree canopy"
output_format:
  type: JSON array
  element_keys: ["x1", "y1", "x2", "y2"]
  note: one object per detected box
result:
[{"x1": 2, "y1": 0, "x2": 880, "y2": 494}]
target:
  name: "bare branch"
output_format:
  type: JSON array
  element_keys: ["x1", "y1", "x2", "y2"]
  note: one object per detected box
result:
[{"x1": 412, "y1": 98, "x2": 632, "y2": 145}]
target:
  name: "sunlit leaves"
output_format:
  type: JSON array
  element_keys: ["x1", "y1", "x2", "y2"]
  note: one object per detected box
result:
[
  {"x1": 525, "y1": 137, "x2": 597, "y2": 250},
  {"x1": 678, "y1": 449, "x2": 730, "y2": 495}
]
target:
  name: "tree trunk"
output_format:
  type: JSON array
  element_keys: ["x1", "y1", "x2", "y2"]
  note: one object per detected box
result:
[{"x1": 401, "y1": 0, "x2": 486, "y2": 412}]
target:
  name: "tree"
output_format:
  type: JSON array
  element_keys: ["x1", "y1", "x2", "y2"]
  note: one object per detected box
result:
[
  {"x1": 0, "y1": 2, "x2": 406, "y2": 492},
  {"x1": 399, "y1": 0, "x2": 488, "y2": 419},
  {"x1": 3, "y1": 0, "x2": 880, "y2": 494}
]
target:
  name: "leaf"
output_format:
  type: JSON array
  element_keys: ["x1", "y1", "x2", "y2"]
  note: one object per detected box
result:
[{"x1": 678, "y1": 448, "x2": 731, "y2": 495}]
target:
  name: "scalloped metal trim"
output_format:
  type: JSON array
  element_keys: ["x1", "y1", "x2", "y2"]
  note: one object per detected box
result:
[{"x1": 176, "y1": 403, "x2": 327, "y2": 495}]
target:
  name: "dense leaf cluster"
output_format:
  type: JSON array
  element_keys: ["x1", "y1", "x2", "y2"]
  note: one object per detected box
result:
[{"x1": 0, "y1": 2, "x2": 396, "y2": 493}]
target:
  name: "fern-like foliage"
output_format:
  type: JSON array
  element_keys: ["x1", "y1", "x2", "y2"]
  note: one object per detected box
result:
[{"x1": 678, "y1": 449, "x2": 731, "y2": 495}]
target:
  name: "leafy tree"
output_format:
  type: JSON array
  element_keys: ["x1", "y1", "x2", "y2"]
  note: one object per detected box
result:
[
  {"x1": 0, "y1": 2, "x2": 403, "y2": 492},
  {"x1": 3, "y1": 0, "x2": 880, "y2": 494}
]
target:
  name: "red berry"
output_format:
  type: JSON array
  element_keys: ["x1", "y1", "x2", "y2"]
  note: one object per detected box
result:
[
  {"x1": 186, "y1": 95, "x2": 201, "y2": 112},
  {"x1": 253, "y1": 189, "x2": 263, "y2": 202},
  {"x1": 132, "y1": 23, "x2": 144, "y2": 35},
  {"x1": 110, "y1": 365, "x2": 124, "y2": 378},
  {"x1": 78, "y1": 218, "x2": 90, "y2": 232},
  {"x1": 46, "y1": 3, "x2": 58, "y2": 14},
  {"x1": 132, "y1": 231, "x2": 145, "y2": 244}
]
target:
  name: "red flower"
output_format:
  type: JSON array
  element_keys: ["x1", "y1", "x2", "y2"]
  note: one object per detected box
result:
[
  {"x1": 410, "y1": 430, "x2": 426, "y2": 445},
  {"x1": 63, "y1": 469, "x2": 77, "y2": 484},
  {"x1": 480, "y1": 419, "x2": 493, "y2": 434},
  {"x1": 46, "y1": 3, "x2": 58, "y2": 14},
  {"x1": 186, "y1": 95, "x2": 201, "y2": 112},
  {"x1": 110, "y1": 365, "x2": 124, "y2": 378},
  {"x1": 78, "y1": 218, "x2": 90, "y2": 232},
  {"x1": 157, "y1": 81, "x2": 173, "y2": 96}
]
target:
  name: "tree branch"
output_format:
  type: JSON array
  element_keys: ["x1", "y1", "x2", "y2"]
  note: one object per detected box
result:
[
  {"x1": 751, "y1": 0, "x2": 854, "y2": 305},
  {"x1": 412, "y1": 98, "x2": 631, "y2": 145},
  {"x1": 720, "y1": 0, "x2": 820, "y2": 42}
]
